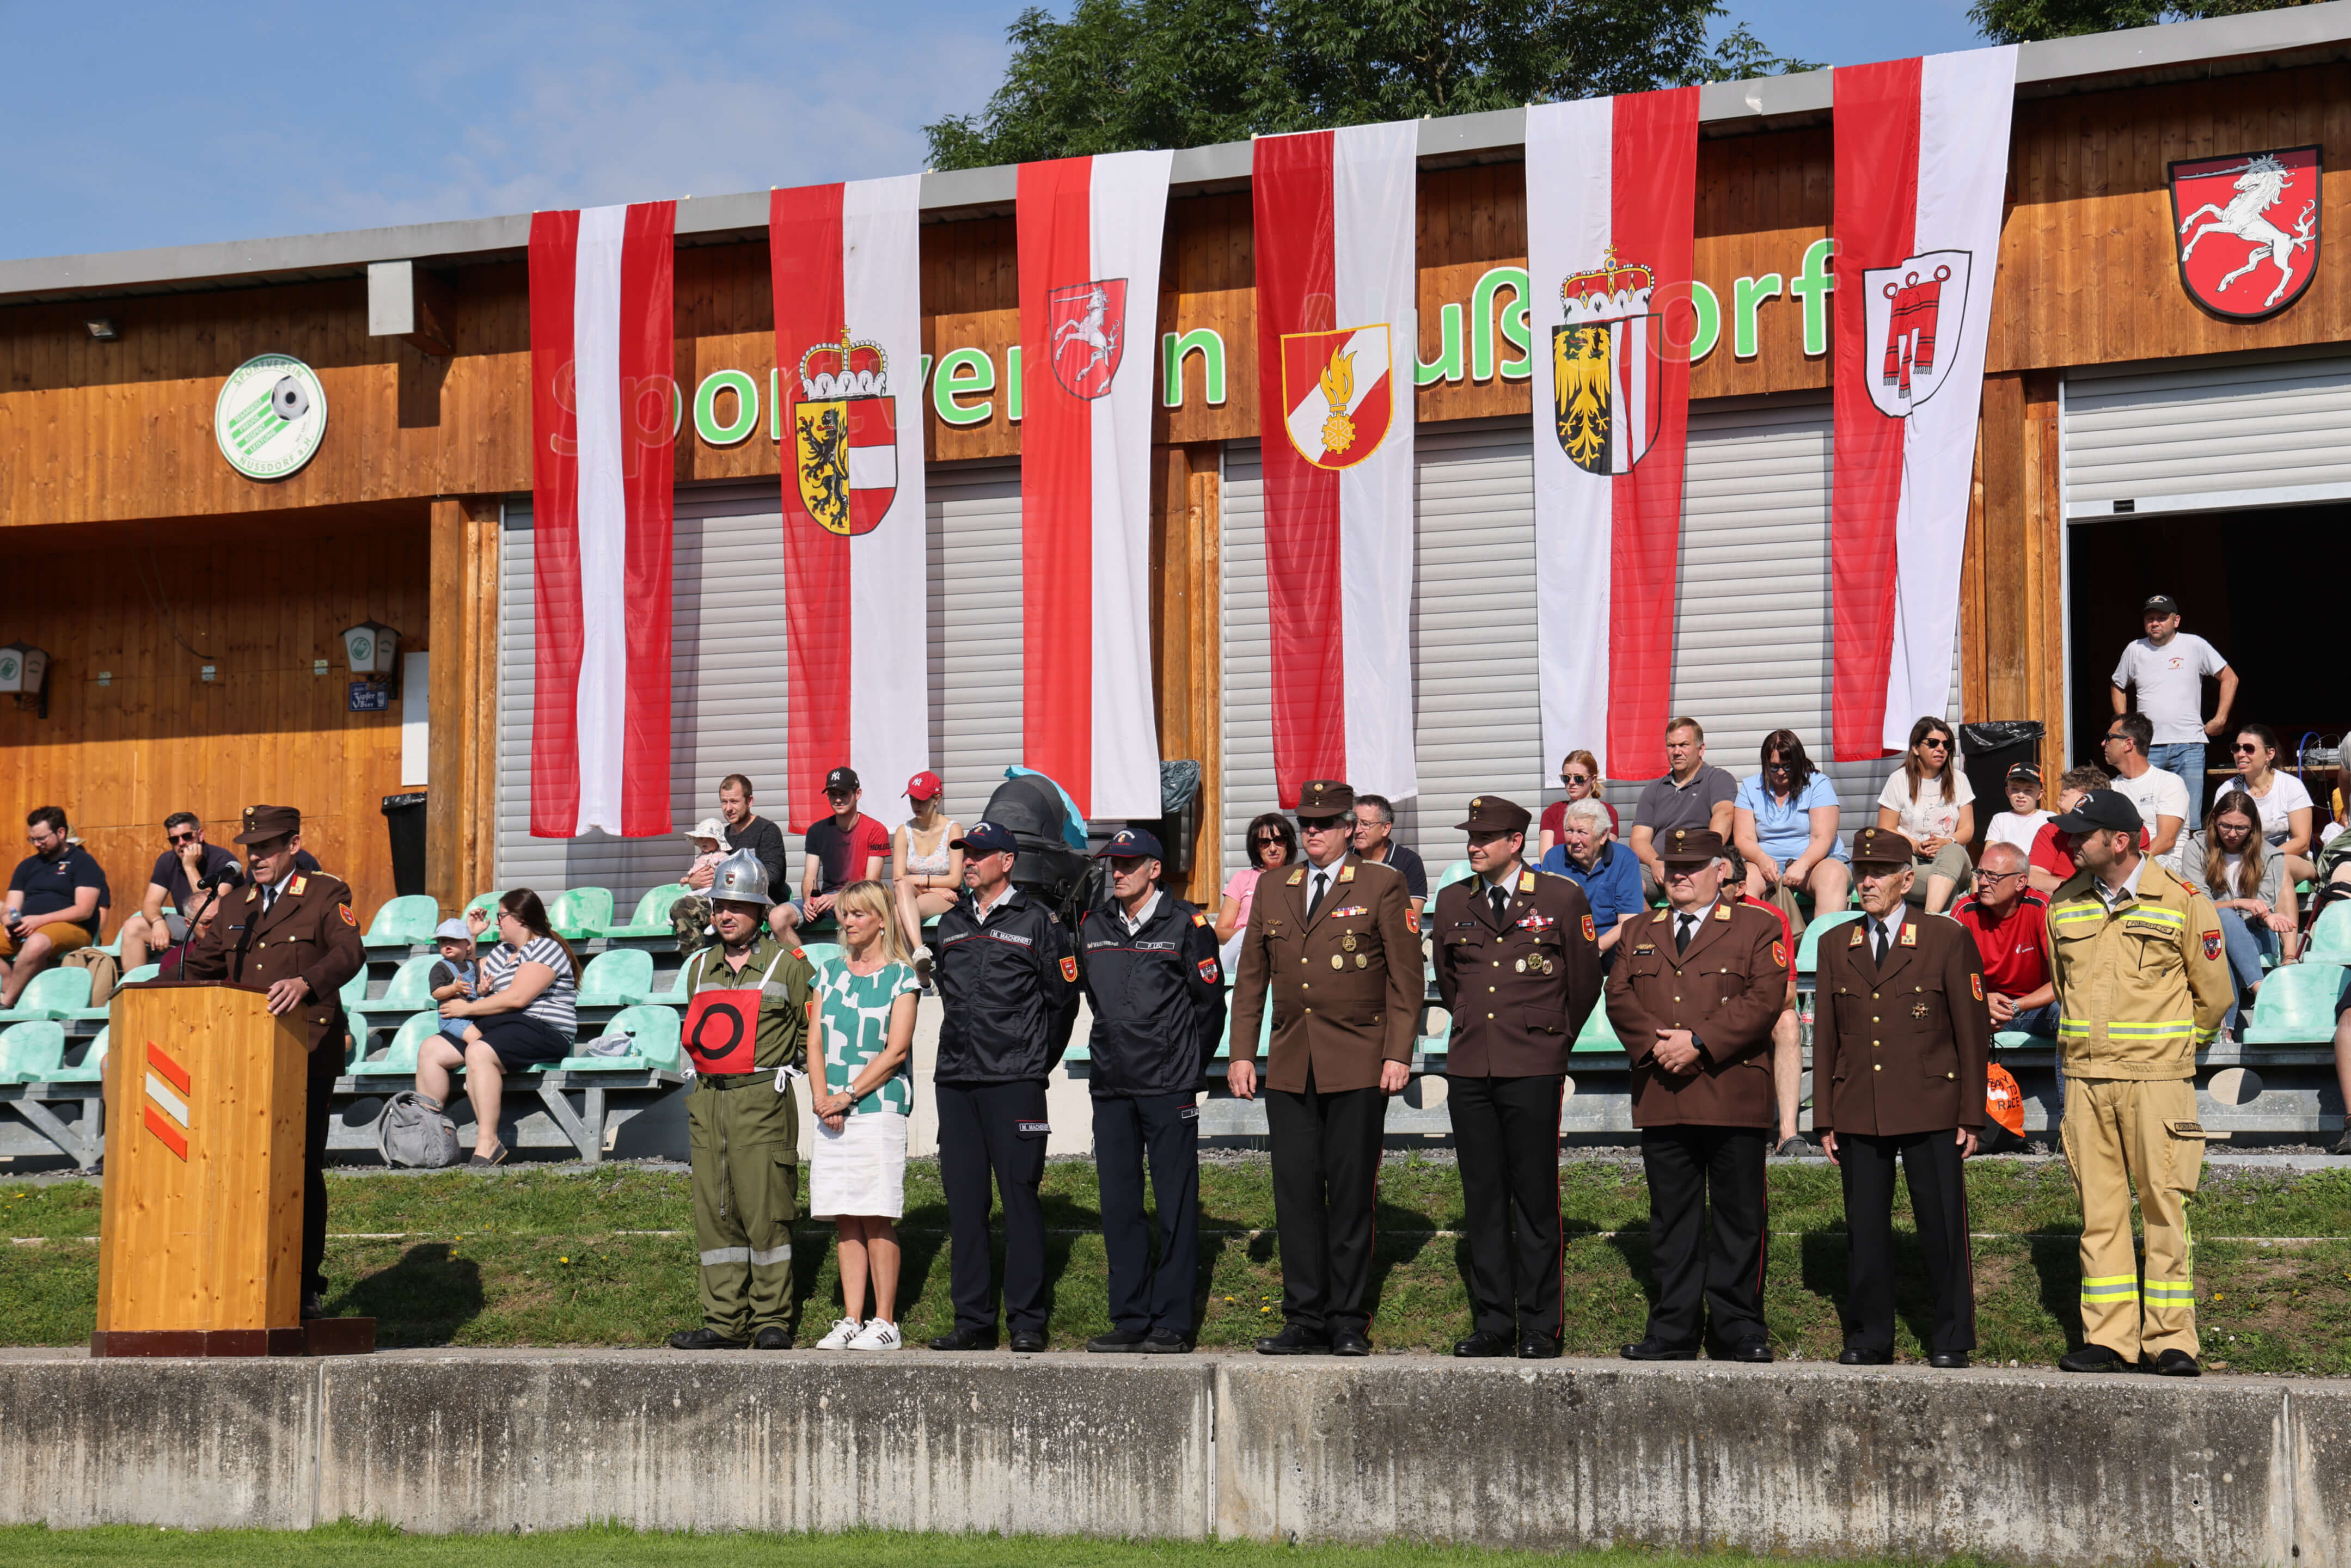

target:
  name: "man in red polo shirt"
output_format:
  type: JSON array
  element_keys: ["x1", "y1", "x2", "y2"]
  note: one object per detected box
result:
[{"x1": 1951, "y1": 841, "x2": 2056, "y2": 1037}]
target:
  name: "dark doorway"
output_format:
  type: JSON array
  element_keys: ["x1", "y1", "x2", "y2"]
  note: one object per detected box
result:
[{"x1": 2069, "y1": 505, "x2": 2351, "y2": 813}]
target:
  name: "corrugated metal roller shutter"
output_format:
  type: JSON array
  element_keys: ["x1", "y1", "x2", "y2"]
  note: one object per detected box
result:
[
  {"x1": 1220, "y1": 445, "x2": 1272, "y2": 874},
  {"x1": 2065, "y1": 351, "x2": 2351, "y2": 514},
  {"x1": 496, "y1": 465, "x2": 1024, "y2": 910}
]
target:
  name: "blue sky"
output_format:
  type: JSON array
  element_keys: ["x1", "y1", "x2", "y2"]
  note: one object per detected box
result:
[{"x1": 1, "y1": 1, "x2": 1985, "y2": 262}]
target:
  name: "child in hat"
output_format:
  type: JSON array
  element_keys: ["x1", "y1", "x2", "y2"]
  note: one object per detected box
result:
[
  {"x1": 671, "y1": 817, "x2": 732, "y2": 957},
  {"x1": 1985, "y1": 763, "x2": 2053, "y2": 859},
  {"x1": 427, "y1": 917, "x2": 479, "y2": 1044}
]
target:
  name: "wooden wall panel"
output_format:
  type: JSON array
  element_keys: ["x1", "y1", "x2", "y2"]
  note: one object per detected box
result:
[
  {"x1": 0, "y1": 508, "x2": 430, "y2": 928},
  {"x1": 426, "y1": 496, "x2": 500, "y2": 915},
  {"x1": 1149, "y1": 443, "x2": 1222, "y2": 904}
]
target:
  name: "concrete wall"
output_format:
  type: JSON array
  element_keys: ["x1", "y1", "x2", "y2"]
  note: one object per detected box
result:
[{"x1": 0, "y1": 1351, "x2": 2343, "y2": 1564}]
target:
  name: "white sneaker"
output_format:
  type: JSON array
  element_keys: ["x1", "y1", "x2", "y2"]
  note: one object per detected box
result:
[
  {"x1": 815, "y1": 1316, "x2": 862, "y2": 1350},
  {"x1": 848, "y1": 1318, "x2": 903, "y2": 1350}
]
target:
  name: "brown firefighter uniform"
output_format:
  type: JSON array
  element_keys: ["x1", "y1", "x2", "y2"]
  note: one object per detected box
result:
[{"x1": 2048, "y1": 858, "x2": 2231, "y2": 1363}]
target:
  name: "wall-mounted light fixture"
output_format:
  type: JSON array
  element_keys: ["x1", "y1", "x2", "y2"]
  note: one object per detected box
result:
[
  {"x1": 0, "y1": 643, "x2": 53, "y2": 717},
  {"x1": 85, "y1": 318, "x2": 118, "y2": 341},
  {"x1": 341, "y1": 621, "x2": 401, "y2": 711}
]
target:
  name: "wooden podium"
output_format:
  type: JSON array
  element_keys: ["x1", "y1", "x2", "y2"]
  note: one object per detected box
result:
[{"x1": 91, "y1": 981, "x2": 372, "y2": 1356}]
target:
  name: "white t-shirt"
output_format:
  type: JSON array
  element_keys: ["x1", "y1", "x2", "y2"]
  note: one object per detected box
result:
[
  {"x1": 2110, "y1": 633, "x2": 2227, "y2": 744},
  {"x1": 1876, "y1": 768, "x2": 1975, "y2": 845},
  {"x1": 1986, "y1": 808, "x2": 2052, "y2": 857},
  {"x1": 2217, "y1": 771, "x2": 2313, "y2": 848},
  {"x1": 2111, "y1": 766, "x2": 2192, "y2": 870}
]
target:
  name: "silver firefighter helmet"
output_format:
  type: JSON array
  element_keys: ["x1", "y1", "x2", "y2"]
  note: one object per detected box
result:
[{"x1": 709, "y1": 848, "x2": 770, "y2": 906}]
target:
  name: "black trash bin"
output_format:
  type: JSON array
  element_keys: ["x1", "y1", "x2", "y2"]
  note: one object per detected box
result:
[
  {"x1": 1155, "y1": 758, "x2": 1202, "y2": 880},
  {"x1": 1958, "y1": 722, "x2": 2043, "y2": 844},
  {"x1": 381, "y1": 791, "x2": 428, "y2": 899}
]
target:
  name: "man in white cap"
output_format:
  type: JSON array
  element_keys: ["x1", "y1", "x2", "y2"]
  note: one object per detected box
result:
[{"x1": 667, "y1": 849, "x2": 817, "y2": 1351}]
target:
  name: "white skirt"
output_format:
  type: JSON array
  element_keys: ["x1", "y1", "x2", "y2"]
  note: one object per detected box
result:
[{"x1": 810, "y1": 1108, "x2": 908, "y2": 1220}]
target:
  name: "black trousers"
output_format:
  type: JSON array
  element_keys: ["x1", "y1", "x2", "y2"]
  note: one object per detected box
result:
[
  {"x1": 1264, "y1": 1069, "x2": 1385, "y2": 1337},
  {"x1": 302, "y1": 1034, "x2": 339, "y2": 1296},
  {"x1": 1448, "y1": 1073, "x2": 1566, "y2": 1339},
  {"x1": 1639, "y1": 1124, "x2": 1768, "y2": 1349},
  {"x1": 1838, "y1": 1129, "x2": 1975, "y2": 1357},
  {"x1": 1092, "y1": 1092, "x2": 1201, "y2": 1334},
  {"x1": 936, "y1": 1080, "x2": 1049, "y2": 1336}
]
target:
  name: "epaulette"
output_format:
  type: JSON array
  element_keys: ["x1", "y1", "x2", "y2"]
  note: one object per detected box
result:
[
  {"x1": 1714, "y1": 902, "x2": 1731, "y2": 921},
  {"x1": 1518, "y1": 871, "x2": 1535, "y2": 893},
  {"x1": 244, "y1": 886, "x2": 259, "y2": 904},
  {"x1": 1338, "y1": 863, "x2": 1357, "y2": 883},
  {"x1": 1651, "y1": 908, "x2": 1670, "y2": 923},
  {"x1": 1288, "y1": 868, "x2": 1305, "y2": 885},
  {"x1": 287, "y1": 874, "x2": 309, "y2": 896},
  {"x1": 791, "y1": 947, "x2": 806, "y2": 960}
]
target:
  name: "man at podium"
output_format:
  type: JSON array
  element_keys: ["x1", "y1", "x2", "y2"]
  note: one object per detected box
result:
[{"x1": 179, "y1": 804, "x2": 366, "y2": 1318}]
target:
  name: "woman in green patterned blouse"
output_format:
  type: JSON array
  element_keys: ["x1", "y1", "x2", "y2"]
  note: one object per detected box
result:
[{"x1": 808, "y1": 879, "x2": 921, "y2": 1351}]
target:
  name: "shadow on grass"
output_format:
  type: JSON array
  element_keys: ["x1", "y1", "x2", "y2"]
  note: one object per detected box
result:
[{"x1": 333, "y1": 1244, "x2": 484, "y2": 1347}]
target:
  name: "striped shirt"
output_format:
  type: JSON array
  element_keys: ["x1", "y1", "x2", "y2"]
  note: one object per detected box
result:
[{"x1": 482, "y1": 934, "x2": 577, "y2": 1040}]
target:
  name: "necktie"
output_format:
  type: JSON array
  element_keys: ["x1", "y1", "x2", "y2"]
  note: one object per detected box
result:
[
  {"x1": 1490, "y1": 886, "x2": 1508, "y2": 923},
  {"x1": 1675, "y1": 912, "x2": 1695, "y2": 954},
  {"x1": 1874, "y1": 920, "x2": 1890, "y2": 965},
  {"x1": 1309, "y1": 871, "x2": 1330, "y2": 918},
  {"x1": 262, "y1": 886, "x2": 278, "y2": 917}
]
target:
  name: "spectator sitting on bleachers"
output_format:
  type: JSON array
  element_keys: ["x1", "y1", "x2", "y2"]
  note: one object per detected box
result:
[
  {"x1": 1538, "y1": 798, "x2": 1643, "y2": 965},
  {"x1": 2100, "y1": 710, "x2": 2189, "y2": 871},
  {"x1": 1536, "y1": 750, "x2": 1618, "y2": 861},
  {"x1": 1950, "y1": 842, "x2": 2057, "y2": 1038},
  {"x1": 1627, "y1": 716, "x2": 1736, "y2": 900},
  {"x1": 427, "y1": 917, "x2": 480, "y2": 1045},
  {"x1": 892, "y1": 771, "x2": 964, "y2": 983},
  {"x1": 679, "y1": 776, "x2": 788, "y2": 937},
  {"x1": 790, "y1": 768, "x2": 891, "y2": 933},
  {"x1": 668, "y1": 816, "x2": 731, "y2": 956},
  {"x1": 2181, "y1": 791, "x2": 2296, "y2": 1043},
  {"x1": 1876, "y1": 716, "x2": 1974, "y2": 914},
  {"x1": 2030, "y1": 766, "x2": 2111, "y2": 895},
  {"x1": 1216, "y1": 813, "x2": 1295, "y2": 973},
  {"x1": 417, "y1": 891, "x2": 581, "y2": 1167},
  {"x1": 1985, "y1": 764, "x2": 2053, "y2": 859},
  {"x1": 2215, "y1": 723, "x2": 2316, "y2": 889},
  {"x1": 1731, "y1": 727, "x2": 1850, "y2": 935},
  {"x1": 1351, "y1": 794, "x2": 1428, "y2": 916},
  {"x1": 1, "y1": 807, "x2": 105, "y2": 1008},
  {"x1": 118, "y1": 812, "x2": 240, "y2": 972}
]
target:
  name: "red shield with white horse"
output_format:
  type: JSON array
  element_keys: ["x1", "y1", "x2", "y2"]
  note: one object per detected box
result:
[
  {"x1": 2170, "y1": 146, "x2": 2322, "y2": 321},
  {"x1": 1047, "y1": 279, "x2": 1128, "y2": 399}
]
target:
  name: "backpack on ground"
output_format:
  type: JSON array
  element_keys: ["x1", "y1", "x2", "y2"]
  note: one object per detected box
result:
[{"x1": 376, "y1": 1091, "x2": 460, "y2": 1168}]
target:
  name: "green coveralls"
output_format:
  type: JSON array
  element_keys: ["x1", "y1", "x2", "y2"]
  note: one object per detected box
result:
[{"x1": 683, "y1": 935, "x2": 814, "y2": 1339}]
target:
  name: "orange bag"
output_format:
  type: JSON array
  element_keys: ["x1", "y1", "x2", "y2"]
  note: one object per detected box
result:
[{"x1": 1985, "y1": 1062, "x2": 2026, "y2": 1138}]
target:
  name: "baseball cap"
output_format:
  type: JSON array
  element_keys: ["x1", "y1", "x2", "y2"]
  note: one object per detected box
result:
[
  {"x1": 824, "y1": 767, "x2": 861, "y2": 794},
  {"x1": 2049, "y1": 787, "x2": 2144, "y2": 836},
  {"x1": 952, "y1": 820, "x2": 1018, "y2": 856},
  {"x1": 2142, "y1": 594, "x2": 2179, "y2": 616},
  {"x1": 433, "y1": 917, "x2": 474, "y2": 942},
  {"x1": 904, "y1": 770, "x2": 943, "y2": 801},
  {"x1": 1099, "y1": 826, "x2": 1164, "y2": 861},
  {"x1": 2004, "y1": 762, "x2": 2043, "y2": 785}
]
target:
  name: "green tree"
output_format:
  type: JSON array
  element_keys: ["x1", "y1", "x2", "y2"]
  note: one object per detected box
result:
[
  {"x1": 924, "y1": 0, "x2": 1822, "y2": 171},
  {"x1": 1969, "y1": 0, "x2": 2321, "y2": 44}
]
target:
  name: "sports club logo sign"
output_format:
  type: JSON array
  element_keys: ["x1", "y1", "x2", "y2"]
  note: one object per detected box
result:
[
  {"x1": 1279, "y1": 325, "x2": 1393, "y2": 469},
  {"x1": 2171, "y1": 146, "x2": 2321, "y2": 320},
  {"x1": 791, "y1": 328, "x2": 898, "y2": 536},
  {"x1": 1046, "y1": 279, "x2": 1127, "y2": 399},
  {"x1": 1862, "y1": 250, "x2": 1973, "y2": 419},
  {"x1": 1553, "y1": 253, "x2": 1663, "y2": 475}
]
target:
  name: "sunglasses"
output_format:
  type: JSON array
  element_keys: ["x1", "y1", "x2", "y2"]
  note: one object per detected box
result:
[
  {"x1": 2234, "y1": 743, "x2": 2262, "y2": 754},
  {"x1": 2103, "y1": 731, "x2": 2128, "y2": 743},
  {"x1": 167, "y1": 831, "x2": 199, "y2": 845},
  {"x1": 1252, "y1": 833, "x2": 1284, "y2": 846},
  {"x1": 1919, "y1": 738, "x2": 1951, "y2": 751},
  {"x1": 1297, "y1": 817, "x2": 1346, "y2": 832},
  {"x1": 1561, "y1": 772, "x2": 1591, "y2": 784}
]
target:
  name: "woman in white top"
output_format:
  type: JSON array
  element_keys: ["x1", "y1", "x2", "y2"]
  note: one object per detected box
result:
[
  {"x1": 1875, "y1": 715, "x2": 1975, "y2": 914},
  {"x1": 891, "y1": 770, "x2": 963, "y2": 980},
  {"x1": 2217, "y1": 722, "x2": 2316, "y2": 887}
]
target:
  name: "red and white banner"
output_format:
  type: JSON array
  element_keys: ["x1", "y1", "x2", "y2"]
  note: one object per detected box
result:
[
  {"x1": 772, "y1": 175, "x2": 929, "y2": 832},
  {"x1": 529, "y1": 200, "x2": 677, "y2": 837},
  {"x1": 1832, "y1": 46, "x2": 2016, "y2": 759},
  {"x1": 1527, "y1": 87, "x2": 1699, "y2": 783},
  {"x1": 1253, "y1": 122, "x2": 1418, "y2": 807},
  {"x1": 1017, "y1": 150, "x2": 1171, "y2": 820}
]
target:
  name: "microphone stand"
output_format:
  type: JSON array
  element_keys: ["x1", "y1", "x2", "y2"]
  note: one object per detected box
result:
[{"x1": 170, "y1": 869, "x2": 241, "y2": 981}]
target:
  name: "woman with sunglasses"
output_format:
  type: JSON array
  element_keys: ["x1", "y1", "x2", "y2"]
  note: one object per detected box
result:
[
  {"x1": 1217, "y1": 813, "x2": 1297, "y2": 972},
  {"x1": 2215, "y1": 723, "x2": 2316, "y2": 887},
  {"x1": 1536, "y1": 751, "x2": 1618, "y2": 861},
  {"x1": 1875, "y1": 717, "x2": 1974, "y2": 914},
  {"x1": 1732, "y1": 728, "x2": 1849, "y2": 934}
]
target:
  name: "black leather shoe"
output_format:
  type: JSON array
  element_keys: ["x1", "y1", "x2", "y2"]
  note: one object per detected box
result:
[
  {"x1": 2148, "y1": 1349, "x2": 2201, "y2": 1377},
  {"x1": 1256, "y1": 1324, "x2": 1330, "y2": 1355},
  {"x1": 299, "y1": 1292, "x2": 326, "y2": 1321},
  {"x1": 1331, "y1": 1328, "x2": 1372, "y2": 1357},
  {"x1": 1088, "y1": 1328, "x2": 1148, "y2": 1353},
  {"x1": 1008, "y1": 1330, "x2": 1048, "y2": 1353},
  {"x1": 1139, "y1": 1329, "x2": 1193, "y2": 1353},
  {"x1": 1516, "y1": 1332, "x2": 1559, "y2": 1359},
  {"x1": 751, "y1": 1326, "x2": 792, "y2": 1350},
  {"x1": 1726, "y1": 1339, "x2": 1774, "y2": 1364},
  {"x1": 1453, "y1": 1330, "x2": 1514, "y2": 1358},
  {"x1": 1928, "y1": 1351, "x2": 1969, "y2": 1369},
  {"x1": 669, "y1": 1327, "x2": 750, "y2": 1350},
  {"x1": 2059, "y1": 1343, "x2": 2130, "y2": 1373},
  {"x1": 1839, "y1": 1348, "x2": 1892, "y2": 1365},
  {"x1": 928, "y1": 1324, "x2": 998, "y2": 1351},
  {"x1": 1619, "y1": 1338, "x2": 1699, "y2": 1361}
]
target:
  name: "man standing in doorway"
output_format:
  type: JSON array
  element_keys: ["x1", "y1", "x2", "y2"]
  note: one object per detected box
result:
[
  {"x1": 1628, "y1": 719, "x2": 1737, "y2": 901},
  {"x1": 2110, "y1": 596, "x2": 2234, "y2": 830}
]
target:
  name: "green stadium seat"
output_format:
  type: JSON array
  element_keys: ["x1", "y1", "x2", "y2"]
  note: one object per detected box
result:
[
  {"x1": 339, "y1": 968, "x2": 372, "y2": 1012},
  {"x1": 1796, "y1": 911, "x2": 1864, "y2": 976},
  {"x1": 575, "y1": 947, "x2": 653, "y2": 1007},
  {"x1": 2301, "y1": 903, "x2": 2351, "y2": 965},
  {"x1": 559, "y1": 1004, "x2": 683, "y2": 1072},
  {"x1": 547, "y1": 887, "x2": 614, "y2": 941},
  {"x1": 350, "y1": 954, "x2": 439, "y2": 1015},
  {"x1": 1432, "y1": 860, "x2": 1475, "y2": 895},
  {"x1": 52, "y1": 1025, "x2": 108, "y2": 1083},
  {"x1": 1573, "y1": 1004, "x2": 1624, "y2": 1054},
  {"x1": 795, "y1": 941, "x2": 843, "y2": 972},
  {"x1": 464, "y1": 890, "x2": 506, "y2": 922},
  {"x1": 1993, "y1": 1028, "x2": 2056, "y2": 1052},
  {"x1": 0, "y1": 968, "x2": 93, "y2": 1025},
  {"x1": 0, "y1": 1021, "x2": 67, "y2": 1083},
  {"x1": 363, "y1": 894, "x2": 440, "y2": 948},
  {"x1": 351, "y1": 1012, "x2": 440, "y2": 1076},
  {"x1": 2242, "y1": 960, "x2": 2349, "y2": 1045},
  {"x1": 604, "y1": 884, "x2": 692, "y2": 939}
]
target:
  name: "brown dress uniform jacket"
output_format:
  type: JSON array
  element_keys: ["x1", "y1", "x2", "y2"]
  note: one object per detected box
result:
[
  {"x1": 179, "y1": 872, "x2": 369, "y2": 1055},
  {"x1": 1813, "y1": 912, "x2": 1992, "y2": 1136},
  {"x1": 1431, "y1": 866, "x2": 1603, "y2": 1077},
  {"x1": 1229, "y1": 851, "x2": 1422, "y2": 1094},
  {"x1": 1604, "y1": 899, "x2": 1788, "y2": 1128}
]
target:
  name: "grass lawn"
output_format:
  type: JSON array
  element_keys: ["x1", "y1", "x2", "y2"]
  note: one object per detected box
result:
[
  {"x1": 3, "y1": 1157, "x2": 2346, "y2": 1371},
  {"x1": 0, "y1": 1523, "x2": 1994, "y2": 1568}
]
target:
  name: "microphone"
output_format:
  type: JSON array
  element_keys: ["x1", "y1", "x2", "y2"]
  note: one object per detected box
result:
[{"x1": 171, "y1": 863, "x2": 246, "y2": 981}]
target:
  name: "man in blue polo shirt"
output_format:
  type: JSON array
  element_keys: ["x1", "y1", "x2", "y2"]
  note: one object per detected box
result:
[{"x1": 2, "y1": 806, "x2": 106, "y2": 1007}]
